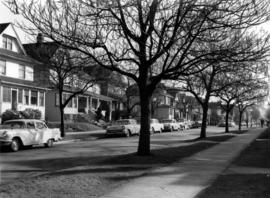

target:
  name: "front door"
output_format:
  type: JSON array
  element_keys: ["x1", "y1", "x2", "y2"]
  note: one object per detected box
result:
[{"x1": 11, "y1": 90, "x2": 18, "y2": 110}]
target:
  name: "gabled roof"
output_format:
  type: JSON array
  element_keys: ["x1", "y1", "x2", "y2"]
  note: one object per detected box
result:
[
  {"x1": 0, "y1": 23, "x2": 27, "y2": 55},
  {"x1": 0, "y1": 23, "x2": 10, "y2": 34}
]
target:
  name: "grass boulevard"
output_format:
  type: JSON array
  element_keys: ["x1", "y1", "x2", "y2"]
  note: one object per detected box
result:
[{"x1": 1, "y1": 128, "x2": 267, "y2": 198}]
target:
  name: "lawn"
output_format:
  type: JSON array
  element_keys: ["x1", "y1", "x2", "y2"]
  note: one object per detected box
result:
[
  {"x1": 197, "y1": 128, "x2": 270, "y2": 198},
  {"x1": 0, "y1": 130, "x2": 247, "y2": 198}
]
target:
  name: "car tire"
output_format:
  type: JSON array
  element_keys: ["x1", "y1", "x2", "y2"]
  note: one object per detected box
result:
[
  {"x1": 10, "y1": 138, "x2": 20, "y2": 152},
  {"x1": 126, "y1": 130, "x2": 132, "y2": 137},
  {"x1": 151, "y1": 127, "x2": 155, "y2": 134},
  {"x1": 45, "y1": 139, "x2": 54, "y2": 148}
]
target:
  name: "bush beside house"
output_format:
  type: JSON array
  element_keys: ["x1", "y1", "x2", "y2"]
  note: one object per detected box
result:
[{"x1": 1, "y1": 108, "x2": 42, "y2": 123}]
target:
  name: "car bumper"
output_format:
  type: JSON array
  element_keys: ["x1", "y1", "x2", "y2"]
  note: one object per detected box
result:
[
  {"x1": 106, "y1": 130, "x2": 126, "y2": 136},
  {"x1": 0, "y1": 140, "x2": 12, "y2": 147}
]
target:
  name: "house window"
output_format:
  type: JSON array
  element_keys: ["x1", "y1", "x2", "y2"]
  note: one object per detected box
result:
[
  {"x1": 24, "y1": 89, "x2": 29, "y2": 105},
  {"x1": 25, "y1": 66, "x2": 34, "y2": 81},
  {"x1": 31, "y1": 91, "x2": 38, "y2": 105},
  {"x1": 39, "y1": 92, "x2": 45, "y2": 106},
  {"x1": 18, "y1": 89, "x2": 23, "y2": 103},
  {"x1": 0, "y1": 60, "x2": 6, "y2": 75},
  {"x1": 2, "y1": 35, "x2": 13, "y2": 50},
  {"x1": 19, "y1": 65, "x2": 26, "y2": 79},
  {"x1": 3, "y1": 86, "x2": 11, "y2": 102}
]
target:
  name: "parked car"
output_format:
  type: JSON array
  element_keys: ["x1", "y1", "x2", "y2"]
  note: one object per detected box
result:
[
  {"x1": 0, "y1": 119, "x2": 61, "y2": 152},
  {"x1": 217, "y1": 121, "x2": 236, "y2": 127},
  {"x1": 160, "y1": 119, "x2": 180, "y2": 132},
  {"x1": 177, "y1": 119, "x2": 190, "y2": 130},
  {"x1": 190, "y1": 121, "x2": 202, "y2": 128},
  {"x1": 106, "y1": 119, "x2": 140, "y2": 137},
  {"x1": 150, "y1": 119, "x2": 164, "y2": 133}
]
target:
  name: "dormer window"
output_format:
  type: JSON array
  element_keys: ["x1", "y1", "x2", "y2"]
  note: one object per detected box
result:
[{"x1": 2, "y1": 35, "x2": 13, "y2": 50}]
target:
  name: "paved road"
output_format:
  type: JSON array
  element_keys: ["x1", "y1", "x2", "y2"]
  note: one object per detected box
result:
[{"x1": 0, "y1": 127, "x2": 232, "y2": 185}]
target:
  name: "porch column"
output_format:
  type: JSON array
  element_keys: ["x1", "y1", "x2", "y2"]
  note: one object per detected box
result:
[
  {"x1": 86, "y1": 96, "x2": 89, "y2": 113},
  {"x1": 109, "y1": 100, "x2": 112, "y2": 121},
  {"x1": 0, "y1": 85, "x2": 2, "y2": 123},
  {"x1": 97, "y1": 98, "x2": 100, "y2": 108},
  {"x1": 89, "y1": 96, "x2": 92, "y2": 112}
]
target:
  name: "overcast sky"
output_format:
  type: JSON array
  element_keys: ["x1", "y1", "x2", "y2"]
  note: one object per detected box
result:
[{"x1": 1, "y1": 0, "x2": 270, "y2": 44}]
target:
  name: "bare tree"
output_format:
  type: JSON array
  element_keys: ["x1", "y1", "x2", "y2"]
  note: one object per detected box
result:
[
  {"x1": 6, "y1": 0, "x2": 270, "y2": 155},
  {"x1": 235, "y1": 80, "x2": 268, "y2": 131},
  {"x1": 216, "y1": 60, "x2": 268, "y2": 132},
  {"x1": 25, "y1": 42, "x2": 101, "y2": 137}
]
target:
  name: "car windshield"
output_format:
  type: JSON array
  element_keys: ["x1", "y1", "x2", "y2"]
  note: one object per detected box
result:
[
  {"x1": 161, "y1": 120, "x2": 172, "y2": 123},
  {"x1": 115, "y1": 120, "x2": 130, "y2": 125},
  {"x1": 1, "y1": 121, "x2": 25, "y2": 129}
]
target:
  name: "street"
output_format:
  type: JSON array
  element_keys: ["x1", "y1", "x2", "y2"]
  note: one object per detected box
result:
[{"x1": 0, "y1": 127, "x2": 230, "y2": 185}]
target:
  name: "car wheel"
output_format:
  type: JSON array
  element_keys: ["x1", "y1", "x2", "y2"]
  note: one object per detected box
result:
[
  {"x1": 151, "y1": 127, "x2": 155, "y2": 134},
  {"x1": 126, "y1": 130, "x2": 132, "y2": 137},
  {"x1": 10, "y1": 138, "x2": 20, "y2": 152},
  {"x1": 45, "y1": 139, "x2": 54, "y2": 148}
]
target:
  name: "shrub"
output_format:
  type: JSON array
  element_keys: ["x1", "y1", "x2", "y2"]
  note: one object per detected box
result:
[
  {"x1": 1, "y1": 109, "x2": 21, "y2": 123},
  {"x1": 21, "y1": 108, "x2": 42, "y2": 119}
]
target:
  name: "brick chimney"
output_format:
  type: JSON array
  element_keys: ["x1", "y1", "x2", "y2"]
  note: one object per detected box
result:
[{"x1": 37, "y1": 33, "x2": 44, "y2": 43}]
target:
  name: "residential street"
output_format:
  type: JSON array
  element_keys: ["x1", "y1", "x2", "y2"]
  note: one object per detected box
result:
[{"x1": 0, "y1": 127, "x2": 227, "y2": 185}]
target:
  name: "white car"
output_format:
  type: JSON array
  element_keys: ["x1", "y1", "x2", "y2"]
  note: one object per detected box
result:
[
  {"x1": 160, "y1": 119, "x2": 180, "y2": 132},
  {"x1": 150, "y1": 119, "x2": 164, "y2": 133},
  {"x1": 0, "y1": 119, "x2": 61, "y2": 152},
  {"x1": 177, "y1": 119, "x2": 190, "y2": 130},
  {"x1": 106, "y1": 119, "x2": 140, "y2": 137}
]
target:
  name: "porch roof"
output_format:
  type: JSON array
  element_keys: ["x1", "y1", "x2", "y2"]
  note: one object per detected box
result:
[{"x1": 0, "y1": 79, "x2": 49, "y2": 91}]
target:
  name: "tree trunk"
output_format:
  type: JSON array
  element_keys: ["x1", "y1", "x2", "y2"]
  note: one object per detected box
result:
[
  {"x1": 200, "y1": 103, "x2": 209, "y2": 138},
  {"x1": 137, "y1": 93, "x2": 151, "y2": 156},
  {"x1": 59, "y1": 89, "x2": 65, "y2": 137},
  {"x1": 225, "y1": 104, "x2": 230, "y2": 133},
  {"x1": 60, "y1": 105, "x2": 65, "y2": 137},
  {"x1": 238, "y1": 111, "x2": 243, "y2": 131}
]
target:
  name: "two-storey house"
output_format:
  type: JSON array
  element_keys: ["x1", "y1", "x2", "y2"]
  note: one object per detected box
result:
[
  {"x1": 23, "y1": 34, "x2": 119, "y2": 122},
  {"x1": 0, "y1": 23, "x2": 47, "y2": 122}
]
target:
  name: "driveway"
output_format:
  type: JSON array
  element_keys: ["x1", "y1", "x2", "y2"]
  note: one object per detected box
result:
[{"x1": 0, "y1": 126, "x2": 229, "y2": 185}]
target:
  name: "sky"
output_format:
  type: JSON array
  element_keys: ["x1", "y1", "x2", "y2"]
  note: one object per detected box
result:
[
  {"x1": 0, "y1": 0, "x2": 32, "y2": 43},
  {"x1": 1, "y1": 0, "x2": 270, "y2": 43}
]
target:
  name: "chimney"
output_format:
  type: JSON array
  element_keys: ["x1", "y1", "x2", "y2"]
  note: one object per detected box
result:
[{"x1": 37, "y1": 33, "x2": 44, "y2": 43}]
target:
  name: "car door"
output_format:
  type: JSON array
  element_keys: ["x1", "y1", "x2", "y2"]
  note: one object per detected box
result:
[
  {"x1": 26, "y1": 121, "x2": 39, "y2": 144},
  {"x1": 35, "y1": 121, "x2": 47, "y2": 143}
]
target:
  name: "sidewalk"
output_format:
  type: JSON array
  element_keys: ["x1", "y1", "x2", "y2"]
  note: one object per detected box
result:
[{"x1": 101, "y1": 128, "x2": 265, "y2": 198}]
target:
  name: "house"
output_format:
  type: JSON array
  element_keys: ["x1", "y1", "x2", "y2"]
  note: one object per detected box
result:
[
  {"x1": 0, "y1": 23, "x2": 47, "y2": 122},
  {"x1": 126, "y1": 83, "x2": 178, "y2": 120},
  {"x1": 23, "y1": 34, "x2": 121, "y2": 122}
]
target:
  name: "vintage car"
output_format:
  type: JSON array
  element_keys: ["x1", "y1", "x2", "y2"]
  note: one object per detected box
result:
[
  {"x1": 160, "y1": 119, "x2": 180, "y2": 132},
  {"x1": 150, "y1": 118, "x2": 164, "y2": 133},
  {"x1": 106, "y1": 119, "x2": 140, "y2": 137},
  {"x1": 177, "y1": 118, "x2": 188, "y2": 130},
  {"x1": 0, "y1": 119, "x2": 61, "y2": 152}
]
